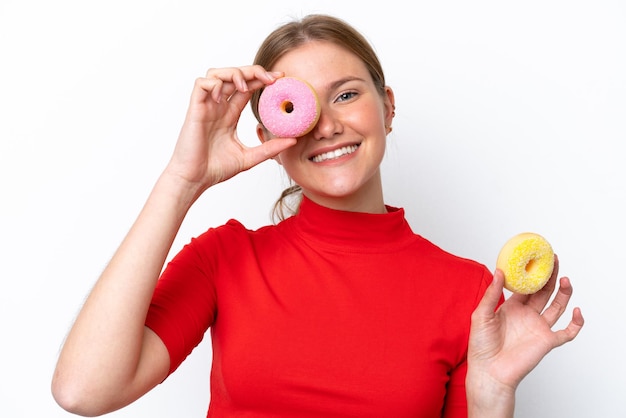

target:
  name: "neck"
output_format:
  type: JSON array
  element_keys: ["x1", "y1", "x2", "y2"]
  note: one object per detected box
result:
[{"x1": 302, "y1": 173, "x2": 387, "y2": 214}]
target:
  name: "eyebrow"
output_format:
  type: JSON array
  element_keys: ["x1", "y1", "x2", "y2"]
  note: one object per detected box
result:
[{"x1": 325, "y1": 76, "x2": 367, "y2": 92}]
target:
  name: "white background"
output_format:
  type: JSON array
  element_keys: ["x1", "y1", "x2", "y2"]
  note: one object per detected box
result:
[{"x1": 1, "y1": 0, "x2": 624, "y2": 417}]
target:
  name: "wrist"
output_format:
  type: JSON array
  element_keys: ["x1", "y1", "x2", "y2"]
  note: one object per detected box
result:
[
  {"x1": 466, "y1": 369, "x2": 517, "y2": 418},
  {"x1": 158, "y1": 166, "x2": 207, "y2": 208}
]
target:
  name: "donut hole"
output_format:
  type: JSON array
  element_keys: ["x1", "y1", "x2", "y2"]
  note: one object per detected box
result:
[
  {"x1": 525, "y1": 258, "x2": 537, "y2": 273},
  {"x1": 281, "y1": 101, "x2": 294, "y2": 114}
]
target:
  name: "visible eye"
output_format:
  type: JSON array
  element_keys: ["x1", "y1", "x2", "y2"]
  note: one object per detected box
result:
[{"x1": 335, "y1": 91, "x2": 357, "y2": 103}]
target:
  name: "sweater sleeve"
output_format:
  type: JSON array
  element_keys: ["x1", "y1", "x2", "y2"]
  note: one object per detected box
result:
[{"x1": 145, "y1": 229, "x2": 220, "y2": 376}]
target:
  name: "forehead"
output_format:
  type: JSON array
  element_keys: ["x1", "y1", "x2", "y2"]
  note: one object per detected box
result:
[{"x1": 270, "y1": 41, "x2": 369, "y2": 87}]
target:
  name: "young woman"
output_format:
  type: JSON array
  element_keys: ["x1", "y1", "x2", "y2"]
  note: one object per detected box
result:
[{"x1": 51, "y1": 14, "x2": 584, "y2": 418}]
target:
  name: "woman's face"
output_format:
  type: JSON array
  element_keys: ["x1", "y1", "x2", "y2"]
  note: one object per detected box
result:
[{"x1": 258, "y1": 41, "x2": 395, "y2": 213}]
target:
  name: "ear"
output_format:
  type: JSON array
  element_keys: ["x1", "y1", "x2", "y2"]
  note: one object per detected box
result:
[
  {"x1": 256, "y1": 123, "x2": 283, "y2": 165},
  {"x1": 383, "y1": 86, "x2": 396, "y2": 133}
]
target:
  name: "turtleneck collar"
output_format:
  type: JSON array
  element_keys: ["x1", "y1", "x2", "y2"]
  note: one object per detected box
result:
[{"x1": 283, "y1": 196, "x2": 418, "y2": 253}]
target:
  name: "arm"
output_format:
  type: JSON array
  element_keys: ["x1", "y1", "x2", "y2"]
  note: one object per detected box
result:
[
  {"x1": 466, "y1": 257, "x2": 584, "y2": 417},
  {"x1": 51, "y1": 67, "x2": 295, "y2": 417}
]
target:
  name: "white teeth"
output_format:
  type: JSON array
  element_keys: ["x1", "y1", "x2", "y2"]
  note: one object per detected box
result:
[{"x1": 311, "y1": 145, "x2": 358, "y2": 162}]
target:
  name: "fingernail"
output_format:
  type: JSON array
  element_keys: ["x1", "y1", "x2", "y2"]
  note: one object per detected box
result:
[{"x1": 268, "y1": 71, "x2": 283, "y2": 80}]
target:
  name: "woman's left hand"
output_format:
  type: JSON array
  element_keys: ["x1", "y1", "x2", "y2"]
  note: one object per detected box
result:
[{"x1": 466, "y1": 255, "x2": 584, "y2": 412}]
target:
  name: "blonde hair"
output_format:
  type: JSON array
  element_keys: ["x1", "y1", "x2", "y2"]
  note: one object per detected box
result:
[{"x1": 251, "y1": 14, "x2": 386, "y2": 222}]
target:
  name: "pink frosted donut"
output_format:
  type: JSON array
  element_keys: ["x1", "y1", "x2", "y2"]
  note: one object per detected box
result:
[{"x1": 258, "y1": 77, "x2": 321, "y2": 138}]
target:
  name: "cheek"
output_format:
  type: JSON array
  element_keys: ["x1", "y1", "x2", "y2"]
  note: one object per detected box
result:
[
  {"x1": 276, "y1": 143, "x2": 303, "y2": 171},
  {"x1": 350, "y1": 101, "x2": 386, "y2": 131}
]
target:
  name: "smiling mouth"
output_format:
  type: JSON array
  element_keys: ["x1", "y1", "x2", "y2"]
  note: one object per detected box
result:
[{"x1": 310, "y1": 144, "x2": 360, "y2": 163}]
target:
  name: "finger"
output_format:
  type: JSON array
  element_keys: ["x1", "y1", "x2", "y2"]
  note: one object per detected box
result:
[
  {"x1": 196, "y1": 67, "x2": 282, "y2": 110},
  {"x1": 236, "y1": 65, "x2": 283, "y2": 85},
  {"x1": 552, "y1": 307, "x2": 584, "y2": 348},
  {"x1": 195, "y1": 68, "x2": 250, "y2": 104},
  {"x1": 211, "y1": 79, "x2": 226, "y2": 103},
  {"x1": 191, "y1": 76, "x2": 246, "y2": 112},
  {"x1": 541, "y1": 276, "x2": 574, "y2": 327},
  {"x1": 525, "y1": 254, "x2": 559, "y2": 313},
  {"x1": 227, "y1": 89, "x2": 254, "y2": 112},
  {"x1": 473, "y1": 270, "x2": 505, "y2": 320},
  {"x1": 228, "y1": 68, "x2": 284, "y2": 104},
  {"x1": 188, "y1": 76, "x2": 226, "y2": 105},
  {"x1": 242, "y1": 137, "x2": 297, "y2": 170},
  {"x1": 234, "y1": 66, "x2": 283, "y2": 90},
  {"x1": 205, "y1": 66, "x2": 282, "y2": 96}
]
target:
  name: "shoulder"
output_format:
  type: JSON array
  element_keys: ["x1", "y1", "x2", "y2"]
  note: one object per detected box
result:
[
  {"x1": 416, "y1": 235, "x2": 487, "y2": 267},
  {"x1": 412, "y1": 234, "x2": 493, "y2": 287},
  {"x1": 188, "y1": 218, "x2": 283, "y2": 250}
]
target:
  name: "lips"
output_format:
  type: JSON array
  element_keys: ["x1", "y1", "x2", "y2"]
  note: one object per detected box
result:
[{"x1": 310, "y1": 144, "x2": 360, "y2": 163}]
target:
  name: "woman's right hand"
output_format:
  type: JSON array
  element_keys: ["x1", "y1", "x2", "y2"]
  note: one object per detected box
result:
[{"x1": 164, "y1": 66, "x2": 297, "y2": 196}]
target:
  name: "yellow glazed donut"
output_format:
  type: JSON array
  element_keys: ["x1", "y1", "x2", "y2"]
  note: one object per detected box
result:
[{"x1": 496, "y1": 232, "x2": 555, "y2": 294}]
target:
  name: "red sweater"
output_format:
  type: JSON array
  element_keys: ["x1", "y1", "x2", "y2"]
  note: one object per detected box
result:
[{"x1": 145, "y1": 197, "x2": 495, "y2": 417}]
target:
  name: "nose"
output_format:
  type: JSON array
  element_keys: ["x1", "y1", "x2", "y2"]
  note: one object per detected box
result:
[{"x1": 311, "y1": 105, "x2": 342, "y2": 141}]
